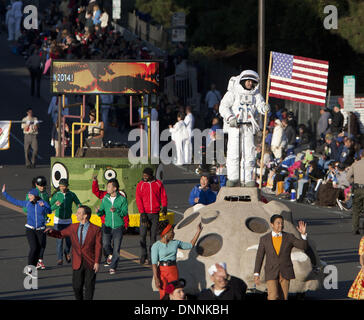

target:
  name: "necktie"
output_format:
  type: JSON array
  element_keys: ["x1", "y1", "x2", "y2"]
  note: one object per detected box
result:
[{"x1": 80, "y1": 224, "x2": 84, "y2": 246}]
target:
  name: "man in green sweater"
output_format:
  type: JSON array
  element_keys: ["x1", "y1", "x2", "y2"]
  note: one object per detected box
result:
[
  {"x1": 50, "y1": 179, "x2": 81, "y2": 265},
  {"x1": 97, "y1": 179, "x2": 128, "y2": 275}
]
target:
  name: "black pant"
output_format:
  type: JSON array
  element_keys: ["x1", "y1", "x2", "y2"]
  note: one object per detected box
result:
[
  {"x1": 30, "y1": 69, "x2": 41, "y2": 97},
  {"x1": 272, "y1": 172, "x2": 287, "y2": 191},
  {"x1": 25, "y1": 228, "x2": 46, "y2": 267},
  {"x1": 72, "y1": 260, "x2": 97, "y2": 300},
  {"x1": 139, "y1": 213, "x2": 159, "y2": 259}
]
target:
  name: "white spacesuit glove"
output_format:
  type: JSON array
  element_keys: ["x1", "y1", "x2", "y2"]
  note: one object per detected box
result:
[
  {"x1": 262, "y1": 104, "x2": 270, "y2": 113},
  {"x1": 228, "y1": 117, "x2": 238, "y2": 128}
]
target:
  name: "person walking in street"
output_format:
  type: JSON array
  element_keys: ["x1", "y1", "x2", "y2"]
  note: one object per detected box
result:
[
  {"x1": 1, "y1": 184, "x2": 51, "y2": 277},
  {"x1": 45, "y1": 205, "x2": 102, "y2": 300},
  {"x1": 50, "y1": 178, "x2": 81, "y2": 265},
  {"x1": 92, "y1": 176, "x2": 128, "y2": 265},
  {"x1": 135, "y1": 167, "x2": 168, "y2": 265},
  {"x1": 253, "y1": 215, "x2": 308, "y2": 300},
  {"x1": 25, "y1": 48, "x2": 44, "y2": 98},
  {"x1": 21, "y1": 108, "x2": 39, "y2": 169},
  {"x1": 96, "y1": 179, "x2": 128, "y2": 275},
  {"x1": 22, "y1": 176, "x2": 50, "y2": 270},
  {"x1": 152, "y1": 220, "x2": 203, "y2": 300},
  {"x1": 346, "y1": 157, "x2": 364, "y2": 235},
  {"x1": 348, "y1": 236, "x2": 364, "y2": 300}
]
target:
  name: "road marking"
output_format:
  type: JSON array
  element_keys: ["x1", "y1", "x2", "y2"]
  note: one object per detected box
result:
[
  {"x1": 168, "y1": 209, "x2": 184, "y2": 216},
  {"x1": 119, "y1": 249, "x2": 152, "y2": 269},
  {"x1": 10, "y1": 132, "x2": 43, "y2": 160},
  {"x1": 0, "y1": 199, "x2": 26, "y2": 215}
]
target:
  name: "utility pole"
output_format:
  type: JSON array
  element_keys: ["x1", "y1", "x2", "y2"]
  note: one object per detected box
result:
[{"x1": 258, "y1": 0, "x2": 265, "y2": 96}]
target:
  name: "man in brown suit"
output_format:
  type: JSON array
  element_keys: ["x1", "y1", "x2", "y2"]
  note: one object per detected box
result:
[
  {"x1": 45, "y1": 205, "x2": 102, "y2": 300},
  {"x1": 253, "y1": 214, "x2": 307, "y2": 300}
]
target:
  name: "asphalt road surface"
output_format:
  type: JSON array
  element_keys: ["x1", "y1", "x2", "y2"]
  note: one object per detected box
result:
[{"x1": 0, "y1": 33, "x2": 362, "y2": 300}]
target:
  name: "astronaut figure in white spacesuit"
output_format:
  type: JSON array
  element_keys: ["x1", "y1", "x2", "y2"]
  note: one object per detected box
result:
[{"x1": 219, "y1": 70, "x2": 269, "y2": 187}]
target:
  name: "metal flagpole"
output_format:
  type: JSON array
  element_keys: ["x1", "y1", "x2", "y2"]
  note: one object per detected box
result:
[{"x1": 259, "y1": 51, "x2": 273, "y2": 189}]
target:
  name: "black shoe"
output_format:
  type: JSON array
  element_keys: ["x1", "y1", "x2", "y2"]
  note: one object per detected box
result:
[{"x1": 353, "y1": 230, "x2": 360, "y2": 235}]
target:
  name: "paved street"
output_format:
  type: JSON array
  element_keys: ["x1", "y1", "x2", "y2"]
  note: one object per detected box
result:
[{"x1": 0, "y1": 32, "x2": 362, "y2": 301}]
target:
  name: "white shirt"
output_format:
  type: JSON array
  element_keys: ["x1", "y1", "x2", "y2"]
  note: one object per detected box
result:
[
  {"x1": 184, "y1": 113, "x2": 195, "y2": 137},
  {"x1": 109, "y1": 196, "x2": 116, "y2": 206},
  {"x1": 213, "y1": 288, "x2": 225, "y2": 296}
]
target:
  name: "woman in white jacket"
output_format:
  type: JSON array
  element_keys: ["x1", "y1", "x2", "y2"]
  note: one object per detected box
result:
[
  {"x1": 270, "y1": 119, "x2": 286, "y2": 159},
  {"x1": 169, "y1": 112, "x2": 189, "y2": 166}
]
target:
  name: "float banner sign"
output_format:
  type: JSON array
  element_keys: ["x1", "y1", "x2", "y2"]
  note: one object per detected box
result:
[{"x1": 51, "y1": 60, "x2": 162, "y2": 95}]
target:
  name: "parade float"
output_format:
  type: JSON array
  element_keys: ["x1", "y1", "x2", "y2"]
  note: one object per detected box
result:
[
  {"x1": 153, "y1": 187, "x2": 325, "y2": 296},
  {"x1": 47, "y1": 60, "x2": 173, "y2": 228}
]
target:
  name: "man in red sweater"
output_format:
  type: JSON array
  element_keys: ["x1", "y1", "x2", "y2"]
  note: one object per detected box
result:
[
  {"x1": 45, "y1": 206, "x2": 102, "y2": 300},
  {"x1": 135, "y1": 167, "x2": 168, "y2": 265},
  {"x1": 92, "y1": 177, "x2": 128, "y2": 266}
]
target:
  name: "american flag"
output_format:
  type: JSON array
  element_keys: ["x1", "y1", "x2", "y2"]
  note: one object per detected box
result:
[{"x1": 269, "y1": 51, "x2": 329, "y2": 107}]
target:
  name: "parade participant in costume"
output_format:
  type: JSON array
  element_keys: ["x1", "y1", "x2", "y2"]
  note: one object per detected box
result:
[
  {"x1": 96, "y1": 179, "x2": 128, "y2": 275},
  {"x1": 2, "y1": 184, "x2": 51, "y2": 277},
  {"x1": 151, "y1": 220, "x2": 202, "y2": 300},
  {"x1": 136, "y1": 167, "x2": 168, "y2": 265},
  {"x1": 219, "y1": 70, "x2": 269, "y2": 187},
  {"x1": 348, "y1": 236, "x2": 364, "y2": 299},
  {"x1": 169, "y1": 112, "x2": 189, "y2": 166},
  {"x1": 23, "y1": 176, "x2": 50, "y2": 270},
  {"x1": 50, "y1": 178, "x2": 81, "y2": 265},
  {"x1": 92, "y1": 176, "x2": 129, "y2": 264}
]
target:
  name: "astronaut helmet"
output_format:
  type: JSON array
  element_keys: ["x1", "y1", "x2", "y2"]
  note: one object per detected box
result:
[{"x1": 239, "y1": 70, "x2": 260, "y2": 90}]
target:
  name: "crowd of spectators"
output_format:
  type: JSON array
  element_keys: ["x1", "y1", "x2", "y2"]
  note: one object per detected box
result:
[
  {"x1": 259, "y1": 104, "x2": 363, "y2": 211},
  {"x1": 8, "y1": 1, "x2": 364, "y2": 215},
  {"x1": 14, "y1": 0, "x2": 163, "y2": 65}
]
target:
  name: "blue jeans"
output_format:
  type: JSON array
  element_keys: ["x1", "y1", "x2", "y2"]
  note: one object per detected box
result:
[
  {"x1": 284, "y1": 177, "x2": 297, "y2": 192},
  {"x1": 54, "y1": 224, "x2": 71, "y2": 261},
  {"x1": 103, "y1": 226, "x2": 123, "y2": 270}
]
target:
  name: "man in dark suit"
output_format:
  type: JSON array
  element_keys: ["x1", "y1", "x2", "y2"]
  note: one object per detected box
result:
[
  {"x1": 253, "y1": 214, "x2": 307, "y2": 300},
  {"x1": 45, "y1": 205, "x2": 102, "y2": 300}
]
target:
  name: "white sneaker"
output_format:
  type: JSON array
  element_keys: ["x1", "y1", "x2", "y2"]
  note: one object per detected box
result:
[
  {"x1": 336, "y1": 198, "x2": 344, "y2": 211},
  {"x1": 24, "y1": 267, "x2": 37, "y2": 279}
]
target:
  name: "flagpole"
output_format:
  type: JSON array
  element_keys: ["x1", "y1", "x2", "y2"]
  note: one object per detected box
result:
[{"x1": 259, "y1": 51, "x2": 273, "y2": 189}]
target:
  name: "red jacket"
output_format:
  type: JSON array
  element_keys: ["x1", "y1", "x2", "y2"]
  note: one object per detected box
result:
[
  {"x1": 135, "y1": 179, "x2": 168, "y2": 214},
  {"x1": 49, "y1": 222, "x2": 102, "y2": 271},
  {"x1": 92, "y1": 180, "x2": 129, "y2": 228}
]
